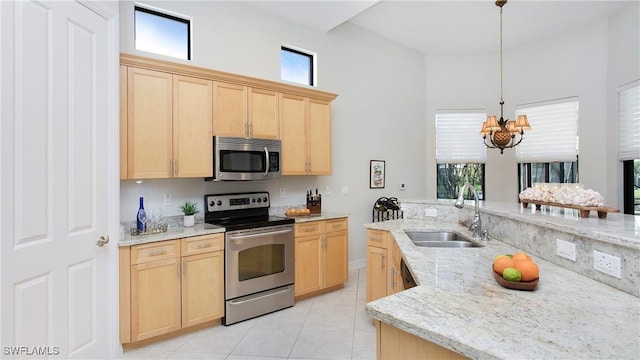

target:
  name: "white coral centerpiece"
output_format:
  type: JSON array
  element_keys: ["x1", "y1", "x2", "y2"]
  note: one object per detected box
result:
[{"x1": 519, "y1": 184, "x2": 604, "y2": 207}]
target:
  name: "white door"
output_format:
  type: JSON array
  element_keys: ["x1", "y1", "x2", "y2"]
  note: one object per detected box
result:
[{"x1": 1, "y1": 0, "x2": 118, "y2": 358}]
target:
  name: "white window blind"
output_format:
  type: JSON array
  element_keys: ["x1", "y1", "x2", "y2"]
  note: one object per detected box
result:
[
  {"x1": 515, "y1": 98, "x2": 579, "y2": 163},
  {"x1": 436, "y1": 111, "x2": 486, "y2": 163},
  {"x1": 618, "y1": 81, "x2": 640, "y2": 161}
]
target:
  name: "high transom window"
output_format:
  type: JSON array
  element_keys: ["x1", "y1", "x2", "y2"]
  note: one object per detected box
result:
[
  {"x1": 281, "y1": 45, "x2": 315, "y2": 86},
  {"x1": 134, "y1": 5, "x2": 191, "y2": 60}
]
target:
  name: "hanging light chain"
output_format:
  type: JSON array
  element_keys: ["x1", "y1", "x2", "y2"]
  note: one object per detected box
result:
[{"x1": 499, "y1": 5, "x2": 504, "y2": 104}]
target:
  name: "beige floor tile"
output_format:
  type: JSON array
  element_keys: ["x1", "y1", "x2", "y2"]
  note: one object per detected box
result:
[
  {"x1": 289, "y1": 328, "x2": 354, "y2": 359},
  {"x1": 230, "y1": 328, "x2": 300, "y2": 358}
]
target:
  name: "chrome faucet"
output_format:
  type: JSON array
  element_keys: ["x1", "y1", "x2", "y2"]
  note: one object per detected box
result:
[{"x1": 454, "y1": 183, "x2": 487, "y2": 240}]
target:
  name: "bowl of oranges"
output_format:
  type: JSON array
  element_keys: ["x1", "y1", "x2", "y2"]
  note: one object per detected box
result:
[{"x1": 492, "y1": 252, "x2": 539, "y2": 291}]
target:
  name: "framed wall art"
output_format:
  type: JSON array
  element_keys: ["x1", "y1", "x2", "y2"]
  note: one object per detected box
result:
[{"x1": 369, "y1": 160, "x2": 385, "y2": 189}]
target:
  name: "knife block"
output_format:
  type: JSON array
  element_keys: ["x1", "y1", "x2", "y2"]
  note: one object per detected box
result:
[{"x1": 306, "y1": 195, "x2": 322, "y2": 214}]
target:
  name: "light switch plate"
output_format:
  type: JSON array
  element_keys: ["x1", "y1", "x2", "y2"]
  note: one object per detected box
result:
[{"x1": 556, "y1": 239, "x2": 576, "y2": 261}]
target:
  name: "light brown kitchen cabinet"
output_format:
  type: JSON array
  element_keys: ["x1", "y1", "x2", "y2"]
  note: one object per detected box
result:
[
  {"x1": 120, "y1": 233, "x2": 224, "y2": 344},
  {"x1": 294, "y1": 217, "x2": 348, "y2": 298},
  {"x1": 280, "y1": 93, "x2": 332, "y2": 175},
  {"x1": 212, "y1": 83, "x2": 279, "y2": 139},
  {"x1": 366, "y1": 229, "x2": 403, "y2": 303},
  {"x1": 375, "y1": 320, "x2": 467, "y2": 360},
  {"x1": 122, "y1": 67, "x2": 212, "y2": 179}
]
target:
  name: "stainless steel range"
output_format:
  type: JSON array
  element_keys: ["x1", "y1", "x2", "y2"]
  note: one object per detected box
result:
[{"x1": 204, "y1": 192, "x2": 295, "y2": 325}]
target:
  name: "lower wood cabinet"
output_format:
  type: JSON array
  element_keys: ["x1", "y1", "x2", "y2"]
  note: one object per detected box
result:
[
  {"x1": 375, "y1": 320, "x2": 467, "y2": 360},
  {"x1": 294, "y1": 217, "x2": 348, "y2": 297},
  {"x1": 120, "y1": 233, "x2": 224, "y2": 343},
  {"x1": 366, "y1": 229, "x2": 403, "y2": 303}
]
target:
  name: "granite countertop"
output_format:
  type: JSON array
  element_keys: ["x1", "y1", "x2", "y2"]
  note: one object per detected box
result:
[
  {"x1": 364, "y1": 219, "x2": 639, "y2": 360},
  {"x1": 119, "y1": 222, "x2": 225, "y2": 247},
  {"x1": 119, "y1": 212, "x2": 349, "y2": 247}
]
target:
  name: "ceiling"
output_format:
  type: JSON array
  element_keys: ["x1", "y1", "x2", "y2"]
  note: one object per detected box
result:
[{"x1": 243, "y1": 0, "x2": 632, "y2": 55}]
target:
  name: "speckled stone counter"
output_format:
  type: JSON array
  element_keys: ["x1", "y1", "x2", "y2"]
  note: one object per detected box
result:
[
  {"x1": 364, "y1": 219, "x2": 639, "y2": 359},
  {"x1": 119, "y1": 222, "x2": 224, "y2": 247},
  {"x1": 287, "y1": 212, "x2": 350, "y2": 223}
]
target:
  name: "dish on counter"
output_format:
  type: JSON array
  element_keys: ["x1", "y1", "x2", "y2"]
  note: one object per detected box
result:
[{"x1": 493, "y1": 270, "x2": 539, "y2": 291}]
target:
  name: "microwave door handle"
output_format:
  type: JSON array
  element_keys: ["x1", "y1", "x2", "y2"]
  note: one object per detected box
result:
[{"x1": 264, "y1": 147, "x2": 269, "y2": 177}]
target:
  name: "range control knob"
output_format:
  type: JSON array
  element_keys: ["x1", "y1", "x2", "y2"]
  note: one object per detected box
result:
[
  {"x1": 209, "y1": 201, "x2": 215, "y2": 207},
  {"x1": 252, "y1": 198, "x2": 256, "y2": 203},
  {"x1": 263, "y1": 197, "x2": 268, "y2": 203},
  {"x1": 257, "y1": 198, "x2": 262, "y2": 203},
  {"x1": 216, "y1": 200, "x2": 222, "y2": 206}
]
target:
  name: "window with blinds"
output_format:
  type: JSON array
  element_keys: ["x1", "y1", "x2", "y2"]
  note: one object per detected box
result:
[
  {"x1": 435, "y1": 111, "x2": 486, "y2": 200},
  {"x1": 435, "y1": 111, "x2": 487, "y2": 163},
  {"x1": 515, "y1": 98, "x2": 579, "y2": 163},
  {"x1": 618, "y1": 81, "x2": 640, "y2": 161}
]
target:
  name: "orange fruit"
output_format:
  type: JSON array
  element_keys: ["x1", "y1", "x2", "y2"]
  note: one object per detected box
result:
[
  {"x1": 513, "y1": 259, "x2": 539, "y2": 281},
  {"x1": 493, "y1": 257, "x2": 514, "y2": 275},
  {"x1": 512, "y1": 252, "x2": 530, "y2": 262}
]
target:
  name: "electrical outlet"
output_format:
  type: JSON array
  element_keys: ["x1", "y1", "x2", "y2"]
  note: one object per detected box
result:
[
  {"x1": 556, "y1": 239, "x2": 576, "y2": 261},
  {"x1": 163, "y1": 193, "x2": 172, "y2": 206},
  {"x1": 341, "y1": 186, "x2": 349, "y2": 195},
  {"x1": 593, "y1": 250, "x2": 621, "y2": 279},
  {"x1": 279, "y1": 188, "x2": 286, "y2": 198},
  {"x1": 325, "y1": 186, "x2": 331, "y2": 196},
  {"x1": 399, "y1": 182, "x2": 406, "y2": 190},
  {"x1": 425, "y1": 208, "x2": 437, "y2": 217}
]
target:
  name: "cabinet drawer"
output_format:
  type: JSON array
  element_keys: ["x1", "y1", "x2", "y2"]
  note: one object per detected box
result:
[
  {"x1": 366, "y1": 229, "x2": 388, "y2": 249},
  {"x1": 326, "y1": 217, "x2": 348, "y2": 232},
  {"x1": 181, "y1": 233, "x2": 224, "y2": 256},
  {"x1": 131, "y1": 240, "x2": 180, "y2": 265},
  {"x1": 295, "y1": 221, "x2": 325, "y2": 237}
]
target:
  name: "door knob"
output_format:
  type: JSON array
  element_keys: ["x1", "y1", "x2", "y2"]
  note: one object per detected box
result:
[{"x1": 96, "y1": 235, "x2": 109, "y2": 247}]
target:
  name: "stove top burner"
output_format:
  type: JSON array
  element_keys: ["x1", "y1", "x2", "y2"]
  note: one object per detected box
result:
[{"x1": 204, "y1": 192, "x2": 294, "y2": 231}]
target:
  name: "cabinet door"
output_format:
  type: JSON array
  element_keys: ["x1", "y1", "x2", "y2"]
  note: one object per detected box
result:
[
  {"x1": 131, "y1": 258, "x2": 181, "y2": 341},
  {"x1": 295, "y1": 234, "x2": 322, "y2": 296},
  {"x1": 249, "y1": 88, "x2": 279, "y2": 139},
  {"x1": 120, "y1": 66, "x2": 128, "y2": 179},
  {"x1": 173, "y1": 75, "x2": 213, "y2": 177},
  {"x1": 181, "y1": 251, "x2": 224, "y2": 328},
  {"x1": 280, "y1": 93, "x2": 308, "y2": 175},
  {"x1": 324, "y1": 231, "x2": 348, "y2": 288},
  {"x1": 127, "y1": 67, "x2": 173, "y2": 179},
  {"x1": 388, "y1": 236, "x2": 403, "y2": 295},
  {"x1": 307, "y1": 98, "x2": 332, "y2": 175},
  {"x1": 212, "y1": 82, "x2": 247, "y2": 137},
  {"x1": 367, "y1": 246, "x2": 387, "y2": 303}
]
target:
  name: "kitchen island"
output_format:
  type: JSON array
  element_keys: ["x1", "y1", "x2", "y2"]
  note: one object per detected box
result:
[{"x1": 364, "y1": 217, "x2": 639, "y2": 359}]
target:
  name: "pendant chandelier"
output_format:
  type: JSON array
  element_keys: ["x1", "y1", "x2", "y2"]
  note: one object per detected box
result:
[{"x1": 480, "y1": 0, "x2": 531, "y2": 154}]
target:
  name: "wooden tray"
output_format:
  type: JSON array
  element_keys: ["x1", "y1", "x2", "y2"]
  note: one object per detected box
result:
[
  {"x1": 521, "y1": 199, "x2": 619, "y2": 219},
  {"x1": 493, "y1": 271, "x2": 538, "y2": 291}
]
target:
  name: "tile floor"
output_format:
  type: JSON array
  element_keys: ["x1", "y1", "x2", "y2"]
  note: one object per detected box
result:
[{"x1": 120, "y1": 267, "x2": 376, "y2": 359}]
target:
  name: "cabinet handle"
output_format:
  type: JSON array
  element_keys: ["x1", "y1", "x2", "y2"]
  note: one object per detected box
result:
[
  {"x1": 381, "y1": 254, "x2": 386, "y2": 269},
  {"x1": 149, "y1": 249, "x2": 166, "y2": 257},
  {"x1": 245, "y1": 122, "x2": 249, "y2": 137},
  {"x1": 169, "y1": 159, "x2": 173, "y2": 176},
  {"x1": 391, "y1": 268, "x2": 396, "y2": 290},
  {"x1": 249, "y1": 122, "x2": 253, "y2": 137},
  {"x1": 174, "y1": 159, "x2": 178, "y2": 175},
  {"x1": 197, "y1": 243, "x2": 213, "y2": 249}
]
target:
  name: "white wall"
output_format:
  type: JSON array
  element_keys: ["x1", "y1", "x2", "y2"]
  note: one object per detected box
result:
[
  {"x1": 607, "y1": 2, "x2": 640, "y2": 208},
  {"x1": 119, "y1": 1, "x2": 427, "y2": 267},
  {"x1": 425, "y1": 3, "x2": 639, "y2": 204}
]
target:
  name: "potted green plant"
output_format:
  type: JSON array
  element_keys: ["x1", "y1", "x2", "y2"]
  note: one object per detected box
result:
[{"x1": 179, "y1": 201, "x2": 199, "y2": 227}]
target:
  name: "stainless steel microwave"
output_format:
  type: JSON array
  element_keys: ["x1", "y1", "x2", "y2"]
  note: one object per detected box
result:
[{"x1": 209, "y1": 136, "x2": 282, "y2": 181}]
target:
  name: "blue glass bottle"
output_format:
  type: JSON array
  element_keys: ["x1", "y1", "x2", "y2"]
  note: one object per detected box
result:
[{"x1": 136, "y1": 197, "x2": 147, "y2": 232}]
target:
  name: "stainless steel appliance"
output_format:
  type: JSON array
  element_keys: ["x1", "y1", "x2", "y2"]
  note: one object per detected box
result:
[
  {"x1": 204, "y1": 192, "x2": 295, "y2": 325},
  {"x1": 208, "y1": 136, "x2": 282, "y2": 181}
]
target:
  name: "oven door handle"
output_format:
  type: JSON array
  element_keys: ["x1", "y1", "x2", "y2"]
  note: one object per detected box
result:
[
  {"x1": 228, "y1": 286, "x2": 293, "y2": 305},
  {"x1": 228, "y1": 228, "x2": 292, "y2": 241},
  {"x1": 264, "y1": 146, "x2": 270, "y2": 177}
]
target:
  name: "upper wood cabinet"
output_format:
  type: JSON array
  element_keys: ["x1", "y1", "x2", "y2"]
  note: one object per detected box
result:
[
  {"x1": 121, "y1": 67, "x2": 212, "y2": 179},
  {"x1": 212, "y1": 82, "x2": 279, "y2": 139},
  {"x1": 280, "y1": 93, "x2": 332, "y2": 175},
  {"x1": 119, "y1": 53, "x2": 337, "y2": 179}
]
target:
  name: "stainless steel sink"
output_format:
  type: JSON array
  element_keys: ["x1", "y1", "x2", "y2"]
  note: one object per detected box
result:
[{"x1": 404, "y1": 230, "x2": 479, "y2": 248}]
